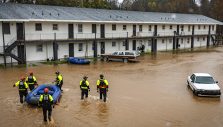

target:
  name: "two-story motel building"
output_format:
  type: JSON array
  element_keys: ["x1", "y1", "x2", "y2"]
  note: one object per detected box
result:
[{"x1": 0, "y1": 3, "x2": 222, "y2": 64}]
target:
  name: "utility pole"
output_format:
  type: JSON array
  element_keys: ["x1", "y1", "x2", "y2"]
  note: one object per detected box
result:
[{"x1": 2, "y1": 21, "x2": 6, "y2": 67}]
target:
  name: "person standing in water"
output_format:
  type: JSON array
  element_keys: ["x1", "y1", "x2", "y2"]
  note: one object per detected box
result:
[
  {"x1": 80, "y1": 76, "x2": 90, "y2": 100},
  {"x1": 97, "y1": 74, "x2": 109, "y2": 102}
]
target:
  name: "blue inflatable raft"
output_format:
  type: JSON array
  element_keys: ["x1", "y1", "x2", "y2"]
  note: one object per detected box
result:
[
  {"x1": 68, "y1": 57, "x2": 90, "y2": 64},
  {"x1": 25, "y1": 84, "x2": 61, "y2": 105}
]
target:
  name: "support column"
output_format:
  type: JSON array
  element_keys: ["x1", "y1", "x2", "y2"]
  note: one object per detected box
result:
[
  {"x1": 191, "y1": 25, "x2": 195, "y2": 49},
  {"x1": 93, "y1": 33, "x2": 97, "y2": 58},
  {"x1": 207, "y1": 25, "x2": 211, "y2": 47},
  {"x1": 2, "y1": 21, "x2": 6, "y2": 67}
]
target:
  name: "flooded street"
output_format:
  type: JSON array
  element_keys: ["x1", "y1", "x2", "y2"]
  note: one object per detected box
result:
[{"x1": 1, "y1": 47, "x2": 223, "y2": 127}]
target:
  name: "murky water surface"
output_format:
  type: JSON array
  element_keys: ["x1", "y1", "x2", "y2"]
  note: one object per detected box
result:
[{"x1": 1, "y1": 47, "x2": 223, "y2": 127}]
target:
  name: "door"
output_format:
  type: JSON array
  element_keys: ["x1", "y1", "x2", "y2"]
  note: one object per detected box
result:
[
  {"x1": 17, "y1": 45, "x2": 25, "y2": 64},
  {"x1": 100, "y1": 24, "x2": 105, "y2": 38},
  {"x1": 133, "y1": 25, "x2": 136, "y2": 36},
  {"x1": 16, "y1": 23, "x2": 24, "y2": 40},
  {"x1": 69, "y1": 43, "x2": 74, "y2": 57},
  {"x1": 92, "y1": 24, "x2": 96, "y2": 33},
  {"x1": 154, "y1": 25, "x2": 157, "y2": 36},
  {"x1": 132, "y1": 40, "x2": 136, "y2": 50},
  {"x1": 125, "y1": 39, "x2": 129, "y2": 50},
  {"x1": 100, "y1": 42, "x2": 105, "y2": 54},
  {"x1": 68, "y1": 24, "x2": 74, "y2": 39}
]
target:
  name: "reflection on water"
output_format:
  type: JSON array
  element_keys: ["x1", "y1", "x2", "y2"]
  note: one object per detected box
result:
[{"x1": 0, "y1": 47, "x2": 223, "y2": 127}]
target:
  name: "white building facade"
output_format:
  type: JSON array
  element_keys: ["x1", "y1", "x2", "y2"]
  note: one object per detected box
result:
[{"x1": 0, "y1": 3, "x2": 222, "y2": 64}]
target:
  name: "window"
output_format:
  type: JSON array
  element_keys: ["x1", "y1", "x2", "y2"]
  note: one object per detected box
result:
[
  {"x1": 181, "y1": 38, "x2": 183, "y2": 44},
  {"x1": 78, "y1": 24, "x2": 83, "y2": 33},
  {"x1": 162, "y1": 25, "x2": 165, "y2": 30},
  {"x1": 148, "y1": 40, "x2": 152, "y2": 46},
  {"x1": 198, "y1": 25, "x2": 201, "y2": 30},
  {"x1": 212, "y1": 25, "x2": 214, "y2": 31},
  {"x1": 35, "y1": 23, "x2": 42, "y2": 31},
  {"x1": 112, "y1": 42, "x2": 116, "y2": 47},
  {"x1": 123, "y1": 25, "x2": 127, "y2": 30},
  {"x1": 197, "y1": 37, "x2": 200, "y2": 41},
  {"x1": 169, "y1": 39, "x2": 172, "y2": 43},
  {"x1": 36, "y1": 44, "x2": 43, "y2": 52},
  {"x1": 92, "y1": 24, "x2": 96, "y2": 33},
  {"x1": 203, "y1": 37, "x2": 205, "y2": 41},
  {"x1": 3, "y1": 23, "x2": 10, "y2": 34},
  {"x1": 118, "y1": 52, "x2": 124, "y2": 55},
  {"x1": 112, "y1": 24, "x2": 116, "y2": 31},
  {"x1": 181, "y1": 25, "x2": 184, "y2": 31},
  {"x1": 187, "y1": 38, "x2": 190, "y2": 44},
  {"x1": 139, "y1": 25, "x2": 142, "y2": 32},
  {"x1": 78, "y1": 43, "x2": 83, "y2": 51},
  {"x1": 190, "y1": 74, "x2": 195, "y2": 82},
  {"x1": 53, "y1": 24, "x2": 58, "y2": 30},
  {"x1": 170, "y1": 25, "x2": 172, "y2": 30},
  {"x1": 203, "y1": 25, "x2": 206, "y2": 29},
  {"x1": 123, "y1": 41, "x2": 126, "y2": 46},
  {"x1": 188, "y1": 25, "x2": 191, "y2": 32},
  {"x1": 149, "y1": 25, "x2": 152, "y2": 31},
  {"x1": 162, "y1": 39, "x2": 165, "y2": 44}
]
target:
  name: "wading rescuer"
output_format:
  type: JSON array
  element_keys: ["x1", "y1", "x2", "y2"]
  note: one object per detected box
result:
[
  {"x1": 97, "y1": 74, "x2": 109, "y2": 102},
  {"x1": 80, "y1": 76, "x2": 90, "y2": 100},
  {"x1": 26, "y1": 72, "x2": 38, "y2": 91},
  {"x1": 39, "y1": 88, "x2": 54, "y2": 122},
  {"x1": 55, "y1": 71, "x2": 63, "y2": 91},
  {"x1": 13, "y1": 77, "x2": 29, "y2": 103}
]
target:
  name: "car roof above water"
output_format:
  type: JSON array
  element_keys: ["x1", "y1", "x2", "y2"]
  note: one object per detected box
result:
[{"x1": 193, "y1": 73, "x2": 211, "y2": 77}]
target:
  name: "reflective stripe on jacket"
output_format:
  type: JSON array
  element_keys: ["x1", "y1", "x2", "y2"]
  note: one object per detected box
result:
[
  {"x1": 15, "y1": 81, "x2": 28, "y2": 91},
  {"x1": 80, "y1": 80, "x2": 90, "y2": 89},
  {"x1": 97, "y1": 79, "x2": 108, "y2": 89}
]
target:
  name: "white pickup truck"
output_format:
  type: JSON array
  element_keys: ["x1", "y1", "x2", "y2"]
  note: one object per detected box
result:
[{"x1": 101, "y1": 51, "x2": 140, "y2": 62}]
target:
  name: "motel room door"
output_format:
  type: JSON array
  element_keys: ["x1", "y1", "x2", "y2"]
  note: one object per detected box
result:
[
  {"x1": 69, "y1": 43, "x2": 74, "y2": 57},
  {"x1": 100, "y1": 24, "x2": 105, "y2": 38},
  {"x1": 68, "y1": 24, "x2": 74, "y2": 39},
  {"x1": 100, "y1": 42, "x2": 105, "y2": 54},
  {"x1": 17, "y1": 45, "x2": 25, "y2": 64},
  {"x1": 16, "y1": 23, "x2": 24, "y2": 40},
  {"x1": 133, "y1": 25, "x2": 136, "y2": 36},
  {"x1": 132, "y1": 40, "x2": 136, "y2": 50}
]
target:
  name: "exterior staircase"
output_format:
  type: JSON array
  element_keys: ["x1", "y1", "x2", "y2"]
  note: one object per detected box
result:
[{"x1": 3, "y1": 40, "x2": 26, "y2": 64}]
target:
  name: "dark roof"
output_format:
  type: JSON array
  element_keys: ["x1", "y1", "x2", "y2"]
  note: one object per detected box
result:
[{"x1": 0, "y1": 3, "x2": 222, "y2": 24}]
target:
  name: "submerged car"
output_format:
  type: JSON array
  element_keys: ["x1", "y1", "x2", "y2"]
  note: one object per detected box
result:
[{"x1": 187, "y1": 73, "x2": 221, "y2": 97}]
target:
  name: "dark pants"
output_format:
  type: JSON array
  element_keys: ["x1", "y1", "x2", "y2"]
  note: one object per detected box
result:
[
  {"x1": 99, "y1": 89, "x2": 107, "y2": 102},
  {"x1": 42, "y1": 107, "x2": 52, "y2": 122},
  {"x1": 28, "y1": 84, "x2": 35, "y2": 91},
  {"x1": 19, "y1": 90, "x2": 28, "y2": 103},
  {"x1": 57, "y1": 81, "x2": 63, "y2": 91},
  {"x1": 81, "y1": 89, "x2": 88, "y2": 100}
]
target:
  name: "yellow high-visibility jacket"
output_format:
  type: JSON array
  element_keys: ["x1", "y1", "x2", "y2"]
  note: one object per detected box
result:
[
  {"x1": 15, "y1": 80, "x2": 28, "y2": 91},
  {"x1": 97, "y1": 79, "x2": 108, "y2": 89},
  {"x1": 80, "y1": 80, "x2": 90, "y2": 89}
]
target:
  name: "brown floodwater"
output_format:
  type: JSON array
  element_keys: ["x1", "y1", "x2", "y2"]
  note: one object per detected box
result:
[{"x1": 1, "y1": 47, "x2": 223, "y2": 127}]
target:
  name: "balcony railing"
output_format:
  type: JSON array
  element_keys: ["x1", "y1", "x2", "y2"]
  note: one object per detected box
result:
[{"x1": 24, "y1": 30, "x2": 212, "y2": 41}]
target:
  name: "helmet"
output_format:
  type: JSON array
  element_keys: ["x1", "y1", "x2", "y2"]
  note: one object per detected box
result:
[
  {"x1": 83, "y1": 76, "x2": 88, "y2": 80},
  {"x1": 100, "y1": 74, "x2": 104, "y2": 78},
  {"x1": 29, "y1": 72, "x2": 33, "y2": 75},
  {"x1": 55, "y1": 71, "x2": 60, "y2": 74},
  {"x1": 44, "y1": 88, "x2": 49, "y2": 93},
  {"x1": 20, "y1": 76, "x2": 25, "y2": 81}
]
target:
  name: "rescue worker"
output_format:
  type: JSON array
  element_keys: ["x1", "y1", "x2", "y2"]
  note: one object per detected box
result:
[
  {"x1": 55, "y1": 71, "x2": 63, "y2": 91},
  {"x1": 26, "y1": 72, "x2": 38, "y2": 91},
  {"x1": 80, "y1": 76, "x2": 90, "y2": 100},
  {"x1": 39, "y1": 88, "x2": 54, "y2": 122},
  {"x1": 13, "y1": 77, "x2": 29, "y2": 103},
  {"x1": 97, "y1": 74, "x2": 109, "y2": 102}
]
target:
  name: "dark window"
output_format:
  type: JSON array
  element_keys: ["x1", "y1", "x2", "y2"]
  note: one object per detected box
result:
[
  {"x1": 162, "y1": 25, "x2": 165, "y2": 30},
  {"x1": 3, "y1": 23, "x2": 10, "y2": 34},
  {"x1": 170, "y1": 25, "x2": 172, "y2": 30},
  {"x1": 36, "y1": 44, "x2": 43, "y2": 52},
  {"x1": 123, "y1": 25, "x2": 127, "y2": 30},
  {"x1": 118, "y1": 52, "x2": 124, "y2": 55},
  {"x1": 181, "y1": 38, "x2": 183, "y2": 44},
  {"x1": 35, "y1": 23, "x2": 42, "y2": 31},
  {"x1": 195, "y1": 76, "x2": 215, "y2": 84},
  {"x1": 198, "y1": 25, "x2": 201, "y2": 30},
  {"x1": 212, "y1": 25, "x2": 214, "y2": 31},
  {"x1": 188, "y1": 25, "x2": 191, "y2": 31},
  {"x1": 78, "y1": 24, "x2": 83, "y2": 33},
  {"x1": 112, "y1": 24, "x2": 116, "y2": 31},
  {"x1": 139, "y1": 25, "x2": 142, "y2": 32},
  {"x1": 149, "y1": 25, "x2": 152, "y2": 31},
  {"x1": 112, "y1": 42, "x2": 116, "y2": 47},
  {"x1": 181, "y1": 25, "x2": 184, "y2": 31},
  {"x1": 162, "y1": 39, "x2": 165, "y2": 44},
  {"x1": 78, "y1": 43, "x2": 83, "y2": 51},
  {"x1": 53, "y1": 24, "x2": 58, "y2": 30},
  {"x1": 190, "y1": 74, "x2": 195, "y2": 82},
  {"x1": 123, "y1": 41, "x2": 125, "y2": 46},
  {"x1": 203, "y1": 37, "x2": 205, "y2": 41},
  {"x1": 203, "y1": 25, "x2": 206, "y2": 29}
]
